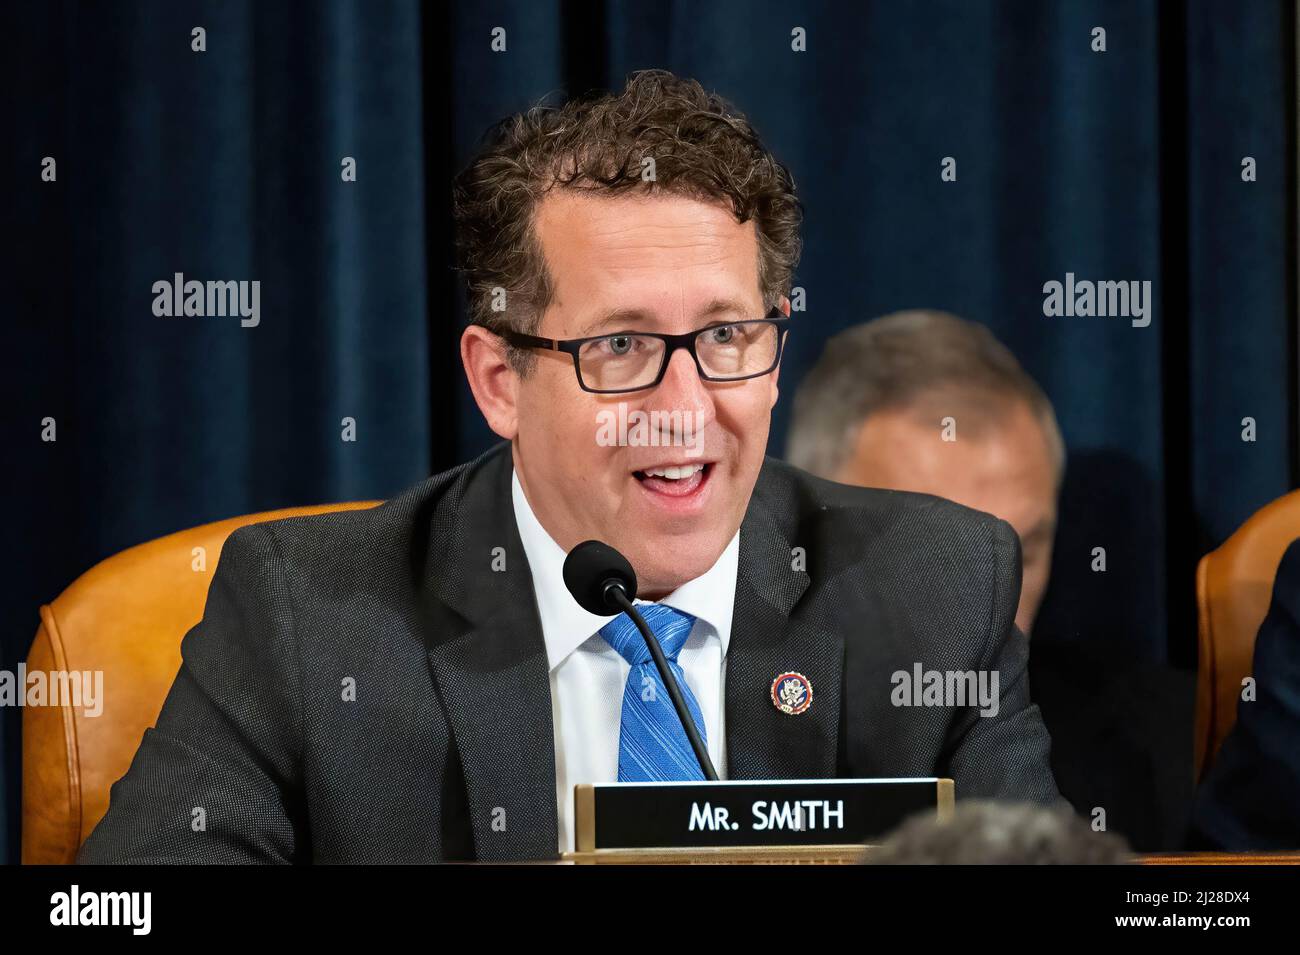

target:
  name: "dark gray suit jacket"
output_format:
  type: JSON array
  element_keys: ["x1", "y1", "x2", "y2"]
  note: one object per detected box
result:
[{"x1": 79, "y1": 444, "x2": 1058, "y2": 863}]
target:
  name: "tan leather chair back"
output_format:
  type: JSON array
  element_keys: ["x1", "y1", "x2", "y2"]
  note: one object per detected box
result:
[
  {"x1": 1195, "y1": 489, "x2": 1300, "y2": 780},
  {"x1": 22, "y1": 502, "x2": 379, "y2": 864}
]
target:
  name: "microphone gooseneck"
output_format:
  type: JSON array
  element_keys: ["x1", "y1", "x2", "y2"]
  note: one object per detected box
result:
[{"x1": 562, "y1": 540, "x2": 719, "y2": 782}]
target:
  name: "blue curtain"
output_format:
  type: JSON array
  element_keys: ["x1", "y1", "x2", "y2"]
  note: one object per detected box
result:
[
  {"x1": 4, "y1": 0, "x2": 434, "y2": 861},
  {"x1": 3, "y1": 0, "x2": 1294, "y2": 862}
]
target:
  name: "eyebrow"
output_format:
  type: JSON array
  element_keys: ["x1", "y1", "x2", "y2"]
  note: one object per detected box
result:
[{"x1": 578, "y1": 298, "x2": 756, "y2": 336}]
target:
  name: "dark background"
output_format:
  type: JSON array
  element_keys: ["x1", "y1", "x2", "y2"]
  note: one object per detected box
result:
[{"x1": 3, "y1": 0, "x2": 1296, "y2": 863}]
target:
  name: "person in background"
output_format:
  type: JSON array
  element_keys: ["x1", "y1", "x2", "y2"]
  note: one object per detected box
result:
[
  {"x1": 79, "y1": 78, "x2": 1059, "y2": 864},
  {"x1": 865, "y1": 800, "x2": 1132, "y2": 864},
  {"x1": 788, "y1": 310, "x2": 1194, "y2": 850}
]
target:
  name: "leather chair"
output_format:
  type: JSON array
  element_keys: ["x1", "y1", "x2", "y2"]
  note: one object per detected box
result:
[
  {"x1": 1195, "y1": 489, "x2": 1300, "y2": 781},
  {"x1": 22, "y1": 501, "x2": 379, "y2": 864}
]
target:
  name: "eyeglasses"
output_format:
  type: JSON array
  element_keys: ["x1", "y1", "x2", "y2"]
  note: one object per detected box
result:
[{"x1": 500, "y1": 308, "x2": 790, "y2": 394}]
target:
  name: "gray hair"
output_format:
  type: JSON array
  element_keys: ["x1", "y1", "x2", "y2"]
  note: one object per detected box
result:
[
  {"x1": 865, "y1": 800, "x2": 1131, "y2": 865},
  {"x1": 786, "y1": 310, "x2": 1065, "y2": 482}
]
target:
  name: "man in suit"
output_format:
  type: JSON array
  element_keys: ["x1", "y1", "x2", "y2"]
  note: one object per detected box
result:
[
  {"x1": 787, "y1": 310, "x2": 1195, "y2": 850},
  {"x1": 80, "y1": 71, "x2": 1056, "y2": 863},
  {"x1": 1192, "y1": 538, "x2": 1300, "y2": 849}
]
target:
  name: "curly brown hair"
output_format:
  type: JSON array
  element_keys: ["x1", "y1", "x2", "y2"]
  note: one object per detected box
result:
[{"x1": 452, "y1": 69, "x2": 803, "y2": 371}]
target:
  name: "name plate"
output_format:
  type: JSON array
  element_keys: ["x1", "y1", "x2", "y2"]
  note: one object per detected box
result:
[{"x1": 574, "y1": 778, "x2": 952, "y2": 852}]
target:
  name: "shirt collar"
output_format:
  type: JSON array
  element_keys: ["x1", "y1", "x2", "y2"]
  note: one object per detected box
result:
[{"x1": 511, "y1": 469, "x2": 738, "y2": 673}]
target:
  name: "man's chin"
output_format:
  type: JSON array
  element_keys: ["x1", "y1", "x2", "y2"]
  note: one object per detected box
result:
[{"x1": 622, "y1": 541, "x2": 729, "y2": 599}]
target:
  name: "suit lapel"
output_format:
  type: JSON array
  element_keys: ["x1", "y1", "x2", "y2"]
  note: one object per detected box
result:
[
  {"x1": 419, "y1": 449, "x2": 842, "y2": 858},
  {"x1": 726, "y1": 467, "x2": 843, "y2": 780},
  {"x1": 422, "y1": 447, "x2": 559, "y2": 860}
]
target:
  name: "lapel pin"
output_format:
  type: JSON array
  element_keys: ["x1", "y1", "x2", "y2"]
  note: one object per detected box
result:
[{"x1": 771, "y1": 671, "x2": 812, "y2": 715}]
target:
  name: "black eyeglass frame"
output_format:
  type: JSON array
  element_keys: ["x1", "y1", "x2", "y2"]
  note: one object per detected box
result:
[{"x1": 499, "y1": 308, "x2": 791, "y2": 394}]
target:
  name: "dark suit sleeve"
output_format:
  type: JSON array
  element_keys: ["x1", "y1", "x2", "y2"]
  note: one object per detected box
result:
[
  {"x1": 943, "y1": 519, "x2": 1061, "y2": 805},
  {"x1": 1191, "y1": 539, "x2": 1300, "y2": 850},
  {"x1": 78, "y1": 524, "x2": 305, "y2": 863}
]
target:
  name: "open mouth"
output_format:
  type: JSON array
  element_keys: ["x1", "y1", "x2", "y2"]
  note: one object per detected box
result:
[{"x1": 632, "y1": 461, "x2": 713, "y2": 498}]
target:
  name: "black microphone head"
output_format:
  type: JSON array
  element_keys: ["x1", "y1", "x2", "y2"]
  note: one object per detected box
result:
[{"x1": 563, "y1": 540, "x2": 637, "y2": 615}]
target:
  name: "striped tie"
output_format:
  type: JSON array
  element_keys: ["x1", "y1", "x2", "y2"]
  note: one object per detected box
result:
[{"x1": 599, "y1": 604, "x2": 707, "y2": 781}]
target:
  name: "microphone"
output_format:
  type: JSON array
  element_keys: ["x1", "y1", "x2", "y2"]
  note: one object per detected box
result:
[{"x1": 562, "y1": 540, "x2": 719, "y2": 782}]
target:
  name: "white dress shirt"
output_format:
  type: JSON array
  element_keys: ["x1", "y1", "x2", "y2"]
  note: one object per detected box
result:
[{"x1": 510, "y1": 470, "x2": 737, "y2": 854}]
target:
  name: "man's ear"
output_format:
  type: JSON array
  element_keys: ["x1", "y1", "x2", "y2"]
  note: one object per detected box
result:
[{"x1": 461, "y1": 324, "x2": 519, "y2": 440}]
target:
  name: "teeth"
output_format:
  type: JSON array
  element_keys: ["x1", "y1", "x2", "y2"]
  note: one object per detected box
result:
[{"x1": 643, "y1": 464, "x2": 704, "y2": 480}]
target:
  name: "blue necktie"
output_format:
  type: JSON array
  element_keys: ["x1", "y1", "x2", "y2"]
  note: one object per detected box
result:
[{"x1": 599, "y1": 604, "x2": 708, "y2": 782}]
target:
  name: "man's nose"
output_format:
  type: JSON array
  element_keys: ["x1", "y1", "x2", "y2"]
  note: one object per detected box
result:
[{"x1": 649, "y1": 346, "x2": 715, "y2": 421}]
